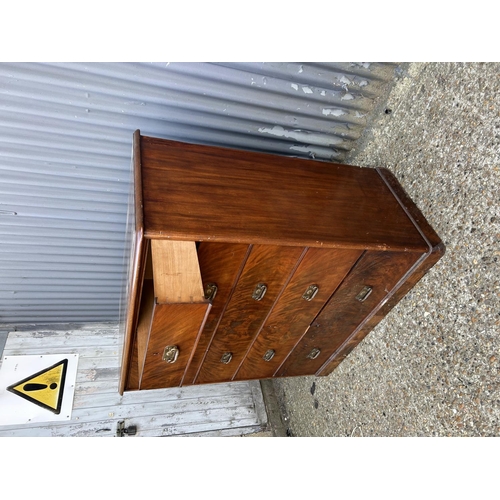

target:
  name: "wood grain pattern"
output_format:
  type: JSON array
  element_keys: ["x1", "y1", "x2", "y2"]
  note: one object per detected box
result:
[
  {"x1": 234, "y1": 247, "x2": 362, "y2": 381},
  {"x1": 195, "y1": 245, "x2": 304, "y2": 384},
  {"x1": 316, "y1": 251, "x2": 440, "y2": 376},
  {"x1": 183, "y1": 242, "x2": 250, "y2": 385},
  {"x1": 317, "y1": 167, "x2": 445, "y2": 376},
  {"x1": 125, "y1": 279, "x2": 155, "y2": 391},
  {"x1": 144, "y1": 243, "x2": 153, "y2": 280},
  {"x1": 140, "y1": 302, "x2": 211, "y2": 390},
  {"x1": 125, "y1": 334, "x2": 140, "y2": 391},
  {"x1": 119, "y1": 131, "x2": 146, "y2": 394},
  {"x1": 151, "y1": 240, "x2": 205, "y2": 304},
  {"x1": 276, "y1": 250, "x2": 422, "y2": 377},
  {"x1": 136, "y1": 279, "x2": 155, "y2": 380},
  {"x1": 376, "y1": 167, "x2": 444, "y2": 251},
  {"x1": 140, "y1": 135, "x2": 428, "y2": 252}
]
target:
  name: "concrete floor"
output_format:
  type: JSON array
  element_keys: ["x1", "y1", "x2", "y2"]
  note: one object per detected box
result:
[{"x1": 268, "y1": 62, "x2": 500, "y2": 437}]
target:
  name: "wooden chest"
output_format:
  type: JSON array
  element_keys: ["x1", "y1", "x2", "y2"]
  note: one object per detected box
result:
[{"x1": 119, "y1": 131, "x2": 444, "y2": 394}]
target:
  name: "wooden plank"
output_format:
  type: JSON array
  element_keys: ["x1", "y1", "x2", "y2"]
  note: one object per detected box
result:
[
  {"x1": 151, "y1": 239, "x2": 205, "y2": 304},
  {"x1": 4, "y1": 354, "x2": 119, "y2": 371},
  {"x1": 3, "y1": 355, "x2": 120, "y2": 382},
  {"x1": 5, "y1": 329, "x2": 119, "y2": 340},
  {"x1": 234, "y1": 247, "x2": 362, "y2": 380},
  {"x1": 76, "y1": 356, "x2": 120, "y2": 370},
  {"x1": 74, "y1": 381, "x2": 258, "y2": 409},
  {"x1": 0, "y1": 394, "x2": 259, "y2": 434},
  {"x1": 5, "y1": 324, "x2": 119, "y2": 337},
  {"x1": 3, "y1": 345, "x2": 120, "y2": 358},
  {"x1": 74, "y1": 380, "x2": 120, "y2": 396},
  {"x1": 75, "y1": 379, "x2": 254, "y2": 398},
  {"x1": 140, "y1": 135, "x2": 428, "y2": 252},
  {"x1": 69, "y1": 394, "x2": 256, "y2": 423},
  {"x1": 3, "y1": 334, "x2": 120, "y2": 349},
  {"x1": 126, "y1": 381, "x2": 254, "y2": 402},
  {"x1": 0, "y1": 416, "x2": 263, "y2": 437},
  {"x1": 177, "y1": 425, "x2": 264, "y2": 437},
  {"x1": 158, "y1": 417, "x2": 262, "y2": 437},
  {"x1": 76, "y1": 366, "x2": 119, "y2": 383}
]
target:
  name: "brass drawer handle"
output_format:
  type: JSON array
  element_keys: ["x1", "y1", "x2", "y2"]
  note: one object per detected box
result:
[
  {"x1": 307, "y1": 348, "x2": 321, "y2": 360},
  {"x1": 263, "y1": 349, "x2": 275, "y2": 362},
  {"x1": 302, "y1": 284, "x2": 319, "y2": 301},
  {"x1": 252, "y1": 283, "x2": 267, "y2": 301},
  {"x1": 356, "y1": 285, "x2": 373, "y2": 302},
  {"x1": 220, "y1": 352, "x2": 233, "y2": 364},
  {"x1": 204, "y1": 283, "x2": 218, "y2": 301},
  {"x1": 163, "y1": 345, "x2": 179, "y2": 363}
]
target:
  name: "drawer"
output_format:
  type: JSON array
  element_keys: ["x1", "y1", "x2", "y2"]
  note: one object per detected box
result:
[
  {"x1": 125, "y1": 239, "x2": 211, "y2": 390},
  {"x1": 194, "y1": 244, "x2": 304, "y2": 384},
  {"x1": 183, "y1": 242, "x2": 251, "y2": 385},
  {"x1": 139, "y1": 302, "x2": 211, "y2": 390},
  {"x1": 234, "y1": 247, "x2": 362, "y2": 381},
  {"x1": 276, "y1": 250, "x2": 422, "y2": 377}
]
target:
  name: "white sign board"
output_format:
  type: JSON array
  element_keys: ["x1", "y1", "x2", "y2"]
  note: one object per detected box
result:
[{"x1": 0, "y1": 354, "x2": 79, "y2": 425}]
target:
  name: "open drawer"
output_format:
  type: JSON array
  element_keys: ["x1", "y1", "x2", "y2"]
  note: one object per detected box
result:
[{"x1": 123, "y1": 240, "x2": 211, "y2": 391}]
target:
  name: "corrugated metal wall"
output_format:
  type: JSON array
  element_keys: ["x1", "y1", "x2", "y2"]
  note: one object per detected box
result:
[{"x1": 0, "y1": 62, "x2": 398, "y2": 323}]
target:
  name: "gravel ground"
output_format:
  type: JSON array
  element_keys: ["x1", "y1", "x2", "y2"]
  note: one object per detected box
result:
[{"x1": 272, "y1": 62, "x2": 500, "y2": 437}]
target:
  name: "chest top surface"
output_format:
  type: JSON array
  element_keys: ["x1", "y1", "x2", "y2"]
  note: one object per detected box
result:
[{"x1": 139, "y1": 135, "x2": 428, "y2": 252}]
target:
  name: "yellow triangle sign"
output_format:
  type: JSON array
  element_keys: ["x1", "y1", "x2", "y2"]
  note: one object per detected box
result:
[{"x1": 7, "y1": 359, "x2": 68, "y2": 414}]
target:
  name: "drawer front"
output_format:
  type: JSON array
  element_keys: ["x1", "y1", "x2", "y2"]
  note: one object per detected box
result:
[
  {"x1": 194, "y1": 244, "x2": 304, "y2": 384},
  {"x1": 140, "y1": 302, "x2": 211, "y2": 390},
  {"x1": 276, "y1": 250, "x2": 422, "y2": 377},
  {"x1": 183, "y1": 242, "x2": 251, "y2": 385},
  {"x1": 234, "y1": 247, "x2": 362, "y2": 381}
]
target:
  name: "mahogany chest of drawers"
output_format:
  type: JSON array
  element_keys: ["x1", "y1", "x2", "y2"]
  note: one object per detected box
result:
[{"x1": 118, "y1": 131, "x2": 444, "y2": 394}]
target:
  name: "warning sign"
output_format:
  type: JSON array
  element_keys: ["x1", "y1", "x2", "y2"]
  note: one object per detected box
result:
[
  {"x1": 0, "y1": 354, "x2": 78, "y2": 425},
  {"x1": 7, "y1": 359, "x2": 68, "y2": 414}
]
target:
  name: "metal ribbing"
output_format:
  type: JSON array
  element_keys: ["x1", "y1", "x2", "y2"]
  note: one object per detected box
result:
[{"x1": 0, "y1": 62, "x2": 397, "y2": 323}]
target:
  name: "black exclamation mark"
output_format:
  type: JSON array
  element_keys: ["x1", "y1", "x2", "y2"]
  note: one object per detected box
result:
[{"x1": 23, "y1": 383, "x2": 58, "y2": 391}]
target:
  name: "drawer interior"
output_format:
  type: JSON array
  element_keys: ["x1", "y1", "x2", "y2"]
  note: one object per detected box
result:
[{"x1": 125, "y1": 240, "x2": 210, "y2": 391}]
